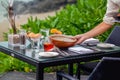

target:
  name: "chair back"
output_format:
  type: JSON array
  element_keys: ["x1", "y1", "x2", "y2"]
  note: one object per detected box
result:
[
  {"x1": 105, "y1": 26, "x2": 120, "y2": 46},
  {"x1": 88, "y1": 57, "x2": 120, "y2": 80}
]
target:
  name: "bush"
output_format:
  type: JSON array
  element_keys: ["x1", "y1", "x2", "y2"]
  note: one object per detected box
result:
[{"x1": 22, "y1": 0, "x2": 110, "y2": 41}]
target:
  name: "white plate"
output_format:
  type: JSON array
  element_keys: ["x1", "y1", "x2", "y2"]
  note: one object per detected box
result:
[
  {"x1": 97, "y1": 43, "x2": 115, "y2": 49},
  {"x1": 39, "y1": 52, "x2": 59, "y2": 58}
]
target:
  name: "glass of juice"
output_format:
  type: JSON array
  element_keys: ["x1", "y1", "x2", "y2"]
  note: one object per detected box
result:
[
  {"x1": 40, "y1": 29, "x2": 54, "y2": 51},
  {"x1": 44, "y1": 42, "x2": 54, "y2": 52}
]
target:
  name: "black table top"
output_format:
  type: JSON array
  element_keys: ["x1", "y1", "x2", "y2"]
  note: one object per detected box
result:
[{"x1": 0, "y1": 41, "x2": 120, "y2": 67}]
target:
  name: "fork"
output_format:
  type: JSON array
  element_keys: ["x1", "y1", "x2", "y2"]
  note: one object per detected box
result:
[{"x1": 55, "y1": 47, "x2": 70, "y2": 56}]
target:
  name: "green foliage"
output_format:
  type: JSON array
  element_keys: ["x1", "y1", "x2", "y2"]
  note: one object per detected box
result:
[
  {"x1": 0, "y1": 52, "x2": 36, "y2": 73},
  {"x1": 21, "y1": 0, "x2": 109, "y2": 41},
  {"x1": 21, "y1": 17, "x2": 51, "y2": 33}
]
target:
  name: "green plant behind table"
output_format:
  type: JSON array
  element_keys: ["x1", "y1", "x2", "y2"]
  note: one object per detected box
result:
[
  {"x1": 0, "y1": 52, "x2": 36, "y2": 73},
  {"x1": 21, "y1": 0, "x2": 109, "y2": 41},
  {"x1": 21, "y1": 17, "x2": 51, "y2": 33}
]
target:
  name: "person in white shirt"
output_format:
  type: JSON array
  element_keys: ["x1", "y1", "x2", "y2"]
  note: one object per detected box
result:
[{"x1": 74, "y1": 0, "x2": 120, "y2": 44}]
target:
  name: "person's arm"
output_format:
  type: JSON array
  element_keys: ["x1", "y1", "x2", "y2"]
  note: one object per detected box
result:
[
  {"x1": 83, "y1": 22, "x2": 112, "y2": 38},
  {"x1": 74, "y1": 22, "x2": 112, "y2": 44}
]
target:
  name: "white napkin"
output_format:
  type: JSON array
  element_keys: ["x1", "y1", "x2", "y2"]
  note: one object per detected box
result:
[
  {"x1": 68, "y1": 46, "x2": 94, "y2": 54},
  {"x1": 81, "y1": 38, "x2": 99, "y2": 46}
]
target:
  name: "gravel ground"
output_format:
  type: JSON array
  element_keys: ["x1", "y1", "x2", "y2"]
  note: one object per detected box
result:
[{"x1": 0, "y1": 71, "x2": 88, "y2": 80}]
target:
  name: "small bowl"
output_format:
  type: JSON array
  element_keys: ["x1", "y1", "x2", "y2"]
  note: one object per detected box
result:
[{"x1": 49, "y1": 34, "x2": 77, "y2": 48}]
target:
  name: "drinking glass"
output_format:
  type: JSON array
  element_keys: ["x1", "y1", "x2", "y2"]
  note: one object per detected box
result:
[
  {"x1": 40, "y1": 29, "x2": 54, "y2": 52},
  {"x1": 8, "y1": 34, "x2": 20, "y2": 46},
  {"x1": 19, "y1": 29, "x2": 26, "y2": 49},
  {"x1": 30, "y1": 36, "x2": 41, "y2": 52}
]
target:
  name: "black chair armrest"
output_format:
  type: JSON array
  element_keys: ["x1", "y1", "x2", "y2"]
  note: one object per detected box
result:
[{"x1": 56, "y1": 71, "x2": 78, "y2": 80}]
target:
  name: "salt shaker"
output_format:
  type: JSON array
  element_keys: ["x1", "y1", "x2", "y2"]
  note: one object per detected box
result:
[{"x1": 19, "y1": 29, "x2": 26, "y2": 49}]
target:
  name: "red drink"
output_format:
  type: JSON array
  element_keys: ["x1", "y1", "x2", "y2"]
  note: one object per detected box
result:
[{"x1": 44, "y1": 43, "x2": 54, "y2": 51}]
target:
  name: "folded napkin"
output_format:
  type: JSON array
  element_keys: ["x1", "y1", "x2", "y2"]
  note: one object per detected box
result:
[
  {"x1": 81, "y1": 38, "x2": 99, "y2": 46},
  {"x1": 68, "y1": 46, "x2": 94, "y2": 54}
]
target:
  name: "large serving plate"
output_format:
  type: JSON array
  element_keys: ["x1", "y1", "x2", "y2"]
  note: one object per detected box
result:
[{"x1": 39, "y1": 52, "x2": 59, "y2": 58}]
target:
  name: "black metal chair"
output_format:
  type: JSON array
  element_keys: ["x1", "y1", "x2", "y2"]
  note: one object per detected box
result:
[
  {"x1": 56, "y1": 57, "x2": 120, "y2": 80},
  {"x1": 104, "y1": 26, "x2": 120, "y2": 46},
  {"x1": 58, "y1": 26, "x2": 120, "y2": 80},
  {"x1": 75, "y1": 26, "x2": 120, "y2": 76}
]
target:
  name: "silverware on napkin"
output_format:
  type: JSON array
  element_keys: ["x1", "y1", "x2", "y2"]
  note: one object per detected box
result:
[{"x1": 55, "y1": 47, "x2": 70, "y2": 56}]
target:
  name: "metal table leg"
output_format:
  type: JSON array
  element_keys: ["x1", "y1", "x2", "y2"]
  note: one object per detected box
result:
[
  {"x1": 76, "y1": 63, "x2": 81, "y2": 80},
  {"x1": 36, "y1": 64, "x2": 44, "y2": 80},
  {"x1": 68, "y1": 63, "x2": 73, "y2": 76}
]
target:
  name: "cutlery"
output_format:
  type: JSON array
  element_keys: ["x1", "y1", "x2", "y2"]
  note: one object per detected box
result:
[{"x1": 55, "y1": 47, "x2": 70, "y2": 56}]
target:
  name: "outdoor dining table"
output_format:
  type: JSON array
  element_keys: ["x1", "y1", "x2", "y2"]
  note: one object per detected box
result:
[{"x1": 0, "y1": 41, "x2": 120, "y2": 80}]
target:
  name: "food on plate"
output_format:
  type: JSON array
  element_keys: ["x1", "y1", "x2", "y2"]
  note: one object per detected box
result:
[{"x1": 27, "y1": 32, "x2": 41, "y2": 38}]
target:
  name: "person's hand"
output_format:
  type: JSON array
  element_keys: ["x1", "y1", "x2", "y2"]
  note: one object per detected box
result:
[{"x1": 74, "y1": 34, "x2": 89, "y2": 45}]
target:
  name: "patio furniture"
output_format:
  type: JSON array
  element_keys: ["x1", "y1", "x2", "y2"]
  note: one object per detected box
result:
[
  {"x1": 76, "y1": 26, "x2": 120, "y2": 78},
  {"x1": 1, "y1": 29, "x2": 120, "y2": 80},
  {"x1": 0, "y1": 42, "x2": 120, "y2": 80},
  {"x1": 56, "y1": 57, "x2": 120, "y2": 80}
]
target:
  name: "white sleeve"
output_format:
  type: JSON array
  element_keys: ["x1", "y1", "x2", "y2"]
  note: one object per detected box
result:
[{"x1": 103, "y1": 0, "x2": 119, "y2": 25}]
